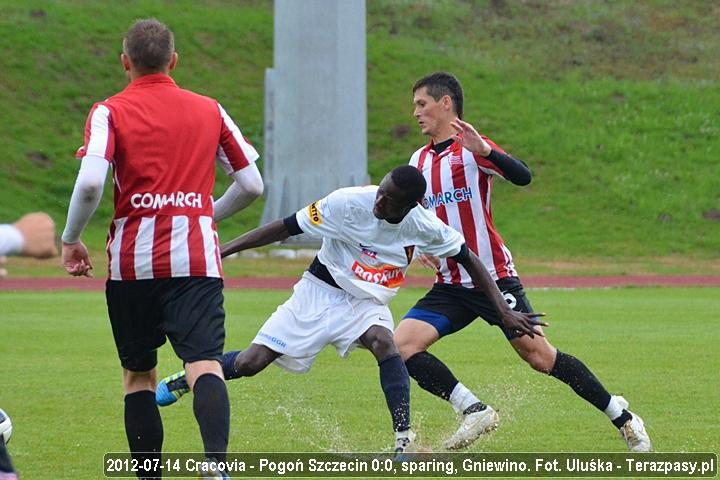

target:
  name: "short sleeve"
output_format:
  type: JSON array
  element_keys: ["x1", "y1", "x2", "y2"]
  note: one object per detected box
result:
[
  {"x1": 418, "y1": 211, "x2": 465, "y2": 258},
  {"x1": 78, "y1": 103, "x2": 114, "y2": 162},
  {"x1": 295, "y1": 190, "x2": 347, "y2": 239},
  {"x1": 215, "y1": 103, "x2": 260, "y2": 175}
]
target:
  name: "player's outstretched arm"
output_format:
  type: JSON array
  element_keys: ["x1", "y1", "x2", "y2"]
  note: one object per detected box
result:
[
  {"x1": 456, "y1": 248, "x2": 547, "y2": 338},
  {"x1": 11, "y1": 212, "x2": 58, "y2": 258},
  {"x1": 220, "y1": 219, "x2": 290, "y2": 258}
]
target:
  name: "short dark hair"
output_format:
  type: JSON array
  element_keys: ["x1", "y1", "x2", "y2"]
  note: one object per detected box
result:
[
  {"x1": 123, "y1": 19, "x2": 175, "y2": 72},
  {"x1": 413, "y1": 72, "x2": 464, "y2": 119},
  {"x1": 390, "y1": 165, "x2": 427, "y2": 203}
]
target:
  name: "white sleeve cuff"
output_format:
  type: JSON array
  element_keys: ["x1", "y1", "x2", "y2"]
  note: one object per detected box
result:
[{"x1": 0, "y1": 224, "x2": 25, "y2": 256}]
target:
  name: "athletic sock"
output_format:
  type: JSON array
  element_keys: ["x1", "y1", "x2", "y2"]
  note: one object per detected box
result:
[
  {"x1": 378, "y1": 353, "x2": 411, "y2": 432},
  {"x1": 0, "y1": 441, "x2": 16, "y2": 474},
  {"x1": 604, "y1": 396, "x2": 633, "y2": 428},
  {"x1": 193, "y1": 374, "x2": 230, "y2": 462},
  {"x1": 449, "y1": 383, "x2": 485, "y2": 415},
  {"x1": 604, "y1": 395, "x2": 624, "y2": 420},
  {"x1": 124, "y1": 390, "x2": 163, "y2": 479},
  {"x1": 549, "y1": 351, "x2": 612, "y2": 411},
  {"x1": 405, "y1": 351, "x2": 459, "y2": 401},
  {"x1": 221, "y1": 350, "x2": 243, "y2": 379}
]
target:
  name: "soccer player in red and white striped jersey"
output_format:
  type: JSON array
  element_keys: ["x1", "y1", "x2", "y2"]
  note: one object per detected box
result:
[
  {"x1": 60, "y1": 19, "x2": 263, "y2": 477},
  {"x1": 395, "y1": 72, "x2": 651, "y2": 452}
]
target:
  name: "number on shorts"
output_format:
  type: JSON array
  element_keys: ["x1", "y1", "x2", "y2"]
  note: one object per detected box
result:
[{"x1": 503, "y1": 292, "x2": 517, "y2": 309}]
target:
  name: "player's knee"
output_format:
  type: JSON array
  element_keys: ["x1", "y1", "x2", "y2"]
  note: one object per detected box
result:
[
  {"x1": 523, "y1": 350, "x2": 555, "y2": 373},
  {"x1": 394, "y1": 327, "x2": 432, "y2": 360},
  {"x1": 123, "y1": 369, "x2": 156, "y2": 393},
  {"x1": 395, "y1": 336, "x2": 422, "y2": 361},
  {"x1": 363, "y1": 327, "x2": 398, "y2": 359}
]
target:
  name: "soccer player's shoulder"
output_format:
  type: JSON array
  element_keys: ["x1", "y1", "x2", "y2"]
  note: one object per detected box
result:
[
  {"x1": 407, "y1": 203, "x2": 441, "y2": 229},
  {"x1": 335, "y1": 185, "x2": 376, "y2": 199},
  {"x1": 409, "y1": 145, "x2": 427, "y2": 164},
  {"x1": 329, "y1": 185, "x2": 375, "y2": 211}
]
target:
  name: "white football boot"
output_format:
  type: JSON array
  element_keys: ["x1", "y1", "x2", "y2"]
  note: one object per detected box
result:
[
  {"x1": 615, "y1": 395, "x2": 652, "y2": 452},
  {"x1": 442, "y1": 405, "x2": 499, "y2": 450},
  {"x1": 394, "y1": 429, "x2": 416, "y2": 459}
]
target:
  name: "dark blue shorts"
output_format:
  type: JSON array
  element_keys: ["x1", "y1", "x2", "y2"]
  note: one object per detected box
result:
[
  {"x1": 106, "y1": 277, "x2": 226, "y2": 371},
  {"x1": 403, "y1": 277, "x2": 534, "y2": 339}
]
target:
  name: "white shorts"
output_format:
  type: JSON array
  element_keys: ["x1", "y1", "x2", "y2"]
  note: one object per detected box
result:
[{"x1": 252, "y1": 272, "x2": 394, "y2": 373}]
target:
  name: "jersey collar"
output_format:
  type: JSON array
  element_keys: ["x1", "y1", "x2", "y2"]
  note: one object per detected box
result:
[
  {"x1": 426, "y1": 136, "x2": 461, "y2": 158},
  {"x1": 127, "y1": 73, "x2": 178, "y2": 89}
]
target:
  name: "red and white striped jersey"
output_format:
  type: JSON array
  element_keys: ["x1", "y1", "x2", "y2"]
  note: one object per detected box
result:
[
  {"x1": 77, "y1": 73, "x2": 259, "y2": 280},
  {"x1": 409, "y1": 136, "x2": 518, "y2": 287}
]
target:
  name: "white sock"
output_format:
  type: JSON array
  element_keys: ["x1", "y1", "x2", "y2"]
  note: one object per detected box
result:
[
  {"x1": 395, "y1": 429, "x2": 411, "y2": 440},
  {"x1": 604, "y1": 396, "x2": 625, "y2": 420},
  {"x1": 449, "y1": 383, "x2": 481, "y2": 414}
]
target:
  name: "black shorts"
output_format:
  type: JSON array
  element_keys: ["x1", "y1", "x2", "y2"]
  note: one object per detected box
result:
[
  {"x1": 403, "y1": 277, "x2": 534, "y2": 339},
  {"x1": 106, "y1": 277, "x2": 226, "y2": 371}
]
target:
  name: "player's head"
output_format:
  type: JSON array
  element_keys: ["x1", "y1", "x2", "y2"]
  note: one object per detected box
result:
[
  {"x1": 412, "y1": 72, "x2": 463, "y2": 137},
  {"x1": 121, "y1": 19, "x2": 177, "y2": 78},
  {"x1": 373, "y1": 166, "x2": 427, "y2": 222}
]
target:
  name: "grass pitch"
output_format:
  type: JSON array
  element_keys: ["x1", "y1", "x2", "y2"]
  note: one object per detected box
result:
[{"x1": 1, "y1": 287, "x2": 718, "y2": 479}]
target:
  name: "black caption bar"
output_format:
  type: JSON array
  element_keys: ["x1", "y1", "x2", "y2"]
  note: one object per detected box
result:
[{"x1": 103, "y1": 452, "x2": 717, "y2": 478}]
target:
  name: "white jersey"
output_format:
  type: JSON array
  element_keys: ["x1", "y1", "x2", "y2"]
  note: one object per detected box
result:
[
  {"x1": 410, "y1": 137, "x2": 518, "y2": 287},
  {"x1": 295, "y1": 186, "x2": 465, "y2": 304}
]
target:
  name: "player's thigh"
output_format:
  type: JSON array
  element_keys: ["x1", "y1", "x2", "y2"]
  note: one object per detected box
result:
[
  {"x1": 106, "y1": 279, "x2": 166, "y2": 372},
  {"x1": 468, "y1": 277, "x2": 537, "y2": 340},
  {"x1": 331, "y1": 298, "x2": 394, "y2": 360},
  {"x1": 161, "y1": 277, "x2": 226, "y2": 365},
  {"x1": 253, "y1": 275, "x2": 339, "y2": 373},
  {"x1": 253, "y1": 275, "x2": 334, "y2": 359},
  {"x1": 401, "y1": 284, "x2": 480, "y2": 342},
  {"x1": 394, "y1": 319, "x2": 440, "y2": 359}
]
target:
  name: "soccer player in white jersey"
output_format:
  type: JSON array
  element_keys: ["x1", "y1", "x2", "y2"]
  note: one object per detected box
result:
[
  {"x1": 155, "y1": 165, "x2": 544, "y2": 455},
  {"x1": 395, "y1": 72, "x2": 651, "y2": 452}
]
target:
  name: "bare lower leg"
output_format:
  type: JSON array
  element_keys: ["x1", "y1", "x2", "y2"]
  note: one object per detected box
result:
[{"x1": 225, "y1": 343, "x2": 281, "y2": 379}]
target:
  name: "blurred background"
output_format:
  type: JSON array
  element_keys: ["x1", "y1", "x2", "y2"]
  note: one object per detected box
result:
[{"x1": 0, "y1": 0, "x2": 718, "y2": 276}]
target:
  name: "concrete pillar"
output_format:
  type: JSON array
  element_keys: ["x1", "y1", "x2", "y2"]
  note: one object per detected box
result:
[{"x1": 261, "y1": 0, "x2": 368, "y2": 244}]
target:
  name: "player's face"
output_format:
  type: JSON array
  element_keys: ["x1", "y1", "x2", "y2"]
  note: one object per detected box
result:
[
  {"x1": 413, "y1": 87, "x2": 448, "y2": 137},
  {"x1": 374, "y1": 175, "x2": 417, "y2": 222}
]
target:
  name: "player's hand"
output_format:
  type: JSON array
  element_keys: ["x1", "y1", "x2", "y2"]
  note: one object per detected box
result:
[
  {"x1": 14, "y1": 212, "x2": 58, "y2": 259},
  {"x1": 417, "y1": 253, "x2": 440, "y2": 270},
  {"x1": 501, "y1": 311, "x2": 547, "y2": 338},
  {"x1": 62, "y1": 240, "x2": 93, "y2": 277},
  {"x1": 450, "y1": 119, "x2": 492, "y2": 157}
]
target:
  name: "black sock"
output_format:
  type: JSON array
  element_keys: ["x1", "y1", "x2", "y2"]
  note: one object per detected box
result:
[
  {"x1": 193, "y1": 373, "x2": 230, "y2": 462},
  {"x1": 378, "y1": 354, "x2": 411, "y2": 432},
  {"x1": 221, "y1": 350, "x2": 243, "y2": 379},
  {"x1": 405, "y1": 351, "x2": 459, "y2": 401},
  {"x1": 124, "y1": 390, "x2": 163, "y2": 479},
  {"x1": 549, "y1": 351, "x2": 612, "y2": 411},
  {"x1": 0, "y1": 440, "x2": 16, "y2": 474}
]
